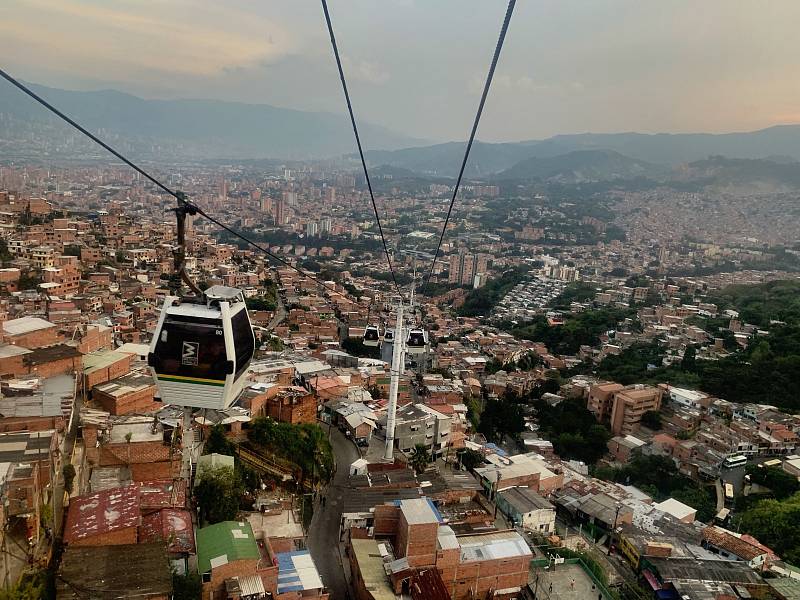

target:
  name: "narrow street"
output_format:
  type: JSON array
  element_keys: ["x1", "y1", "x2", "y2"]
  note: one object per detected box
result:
[{"x1": 306, "y1": 426, "x2": 358, "y2": 600}]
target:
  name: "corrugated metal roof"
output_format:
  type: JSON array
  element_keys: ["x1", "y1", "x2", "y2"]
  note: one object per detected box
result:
[
  {"x1": 276, "y1": 550, "x2": 324, "y2": 593},
  {"x1": 196, "y1": 521, "x2": 259, "y2": 575},
  {"x1": 140, "y1": 508, "x2": 195, "y2": 554},
  {"x1": 64, "y1": 484, "x2": 141, "y2": 544},
  {"x1": 236, "y1": 574, "x2": 266, "y2": 596}
]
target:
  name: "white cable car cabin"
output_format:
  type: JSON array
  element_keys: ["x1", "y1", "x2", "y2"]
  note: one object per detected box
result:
[
  {"x1": 382, "y1": 329, "x2": 395, "y2": 346},
  {"x1": 148, "y1": 285, "x2": 255, "y2": 410},
  {"x1": 406, "y1": 328, "x2": 428, "y2": 355},
  {"x1": 363, "y1": 324, "x2": 381, "y2": 347}
]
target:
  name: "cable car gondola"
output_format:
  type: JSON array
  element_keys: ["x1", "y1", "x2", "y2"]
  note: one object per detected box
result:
[
  {"x1": 363, "y1": 324, "x2": 381, "y2": 347},
  {"x1": 148, "y1": 285, "x2": 255, "y2": 410},
  {"x1": 406, "y1": 328, "x2": 428, "y2": 355},
  {"x1": 383, "y1": 329, "x2": 395, "y2": 345}
]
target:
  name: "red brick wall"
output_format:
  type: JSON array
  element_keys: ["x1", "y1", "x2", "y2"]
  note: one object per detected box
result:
[
  {"x1": 28, "y1": 356, "x2": 82, "y2": 379},
  {"x1": 94, "y1": 386, "x2": 159, "y2": 416},
  {"x1": 202, "y1": 559, "x2": 256, "y2": 600},
  {"x1": 0, "y1": 416, "x2": 63, "y2": 433},
  {"x1": 444, "y1": 555, "x2": 530, "y2": 600},
  {"x1": 85, "y1": 355, "x2": 133, "y2": 388},
  {"x1": 373, "y1": 504, "x2": 400, "y2": 537},
  {"x1": 6, "y1": 327, "x2": 59, "y2": 349}
]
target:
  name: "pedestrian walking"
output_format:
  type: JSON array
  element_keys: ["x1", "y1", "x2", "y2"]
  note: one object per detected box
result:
[{"x1": 570, "y1": 578, "x2": 575, "y2": 591}]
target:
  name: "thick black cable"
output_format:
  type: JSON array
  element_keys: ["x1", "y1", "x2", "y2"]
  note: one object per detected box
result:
[
  {"x1": 424, "y1": 0, "x2": 516, "y2": 285},
  {"x1": 320, "y1": 0, "x2": 401, "y2": 296},
  {"x1": 0, "y1": 67, "x2": 342, "y2": 297}
]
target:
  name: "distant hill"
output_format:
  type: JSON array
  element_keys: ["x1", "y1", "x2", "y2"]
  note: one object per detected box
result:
[
  {"x1": 674, "y1": 155, "x2": 800, "y2": 191},
  {"x1": 364, "y1": 126, "x2": 800, "y2": 178},
  {"x1": 361, "y1": 140, "x2": 547, "y2": 178},
  {"x1": 0, "y1": 81, "x2": 425, "y2": 160},
  {"x1": 495, "y1": 149, "x2": 659, "y2": 182}
]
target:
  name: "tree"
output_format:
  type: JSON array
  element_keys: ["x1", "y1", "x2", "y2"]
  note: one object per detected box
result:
[
  {"x1": 0, "y1": 571, "x2": 47, "y2": 600},
  {"x1": 737, "y1": 493, "x2": 800, "y2": 564},
  {"x1": 204, "y1": 424, "x2": 235, "y2": 456},
  {"x1": 681, "y1": 345, "x2": 697, "y2": 371},
  {"x1": 246, "y1": 296, "x2": 277, "y2": 311},
  {"x1": 478, "y1": 397, "x2": 524, "y2": 443},
  {"x1": 195, "y1": 465, "x2": 243, "y2": 524},
  {"x1": 458, "y1": 449, "x2": 485, "y2": 471},
  {"x1": 62, "y1": 463, "x2": 76, "y2": 494},
  {"x1": 0, "y1": 239, "x2": 12, "y2": 263},
  {"x1": 172, "y1": 573, "x2": 202, "y2": 600},
  {"x1": 17, "y1": 271, "x2": 41, "y2": 291},
  {"x1": 671, "y1": 486, "x2": 716, "y2": 522},
  {"x1": 641, "y1": 410, "x2": 663, "y2": 431},
  {"x1": 409, "y1": 444, "x2": 431, "y2": 474},
  {"x1": 746, "y1": 465, "x2": 800, "y2": 500}
]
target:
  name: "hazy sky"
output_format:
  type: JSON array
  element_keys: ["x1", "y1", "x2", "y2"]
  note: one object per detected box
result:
[{"x1": 2, "y1": 0, "x2": 800, "y2": 143}]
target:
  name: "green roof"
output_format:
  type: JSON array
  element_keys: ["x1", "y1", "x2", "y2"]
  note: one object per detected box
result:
[{"x1": 196, "y1": 521, "x2": 260, "y2": 575}]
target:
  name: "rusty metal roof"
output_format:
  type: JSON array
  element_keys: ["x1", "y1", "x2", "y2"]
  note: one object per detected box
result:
[
  {"x1": 140, "y1": 508, "x2": 195, "y2": 555},
  {"x1": 64, "y1": 484, "x2": 140, "y2": 544}
]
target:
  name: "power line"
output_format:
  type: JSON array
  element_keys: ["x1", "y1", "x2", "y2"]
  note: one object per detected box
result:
[
  {"x1": 424, "y1": 0, "x2": 517, "y2": 285},
  {"x1": 0, "y1": 67, "x2": 342, "y2": 297},
  {"x1": 320, "y1": 0, "x2": 402, "y2": 296}
]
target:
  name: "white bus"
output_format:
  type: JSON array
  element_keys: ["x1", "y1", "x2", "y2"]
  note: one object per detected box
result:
[{"x1": 722, "y1": 454, "x2": 747, "y2": 469}]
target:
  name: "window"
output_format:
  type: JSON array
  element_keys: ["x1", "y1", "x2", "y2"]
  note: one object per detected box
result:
[
  {"x1": 153, "y1": 316, "x2": 228, "y2": 380},
  {"x1": 231, "y1": 309, "x2": 255, "y2": 376}
]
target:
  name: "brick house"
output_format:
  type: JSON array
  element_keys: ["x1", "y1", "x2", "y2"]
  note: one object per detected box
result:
[
  {"x1": 63, "y1": 485, "x2": 141, "y2": 547},
  {"x1": 93, "y1": 371, "x2": 160, "y2": 415},
  {"x1": 81, "y1": 413, "x2": 179, "y2": 481},
  {"x1": 83, "y1": 350, "x2": 134, "y2": 389},
  {"x1": 2, "y1": 316, "x2": 59, "y2": 348},
  {"x1": 352, "y1": 498, "x2": 532, "y2": 600}
]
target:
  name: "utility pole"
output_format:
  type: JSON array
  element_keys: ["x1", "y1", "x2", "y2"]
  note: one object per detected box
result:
[{"x1": 384, "y1": 302, "x2": 405, "y2": 461}]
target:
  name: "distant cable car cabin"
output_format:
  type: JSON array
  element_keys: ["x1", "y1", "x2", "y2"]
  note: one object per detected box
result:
[
  {"x1": 383, "y1": 329, "x2": 395, "y2": 345},
  {"x1": 363, "y1": 325, "x2": 381, "y2": 347},
  {"x1": 406, "y1": 328, "x2": 428, "y2": 355},
  {"x1": 148, "y1": 285, "x2": 255, "y2": 410}
]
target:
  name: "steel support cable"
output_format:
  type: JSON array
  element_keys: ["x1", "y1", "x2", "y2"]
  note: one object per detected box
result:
[
  {"x1": 320, "y1": 0, "x2": 402, "y2": 296},
  {"x1": 424, "y1": 0, "x2": 517, "y2": 285},
  {"x1": 0, "y1": 67, "x2": 342, "y2": 297}
]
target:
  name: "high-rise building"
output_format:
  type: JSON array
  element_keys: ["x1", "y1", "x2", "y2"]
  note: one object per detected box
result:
[
  {"x1": 461, "y1": 254, "x2": 475, "y2": 286},
  {"x1": 320, "y1": 217, "x2": 332, "y2": 234},
  {"x1": 283, "y1": 190, "x2": 298, "y2": 207},
  {"x1": 448, "y1": 255, "x2": 461, "y2": 284},
  {"x1": 275, "y1": 197, "x2": 286, "y2": 226},
  {"x1": 306, "y1": 221, "x2": 319, "y2": 237}
]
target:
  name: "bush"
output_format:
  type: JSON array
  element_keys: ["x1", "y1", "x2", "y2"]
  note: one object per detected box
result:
[{"x1": 62, "y1": 463, "x2": 76, "y2": 494}]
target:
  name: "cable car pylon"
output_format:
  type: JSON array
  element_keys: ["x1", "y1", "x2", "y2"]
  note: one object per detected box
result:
[{"x1": 384, "y1": 299, "x2": 404, "y2": 461}]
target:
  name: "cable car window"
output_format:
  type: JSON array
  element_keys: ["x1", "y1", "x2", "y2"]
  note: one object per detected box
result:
[
  {"x1": 231, "y1": 309, "x2": 255, "y2": 376},
  {"x1": 153, "y1": 318, "x2": 228, "y2": 380}
]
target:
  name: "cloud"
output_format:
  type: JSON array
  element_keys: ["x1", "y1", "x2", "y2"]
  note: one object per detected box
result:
[
  {"x1": 342, "y1": 57, "x2": 390, "y2": 85},
  {"x1": 0, "y1": 0, "x2": 294, "y2": 78}
]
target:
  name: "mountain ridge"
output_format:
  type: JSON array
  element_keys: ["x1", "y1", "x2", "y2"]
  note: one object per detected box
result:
[{"x1": 0, "y1": 80, "x2": 426, "y2": 160}]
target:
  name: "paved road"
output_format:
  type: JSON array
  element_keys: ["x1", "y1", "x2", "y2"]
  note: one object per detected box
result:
[{"x1": 307, "y1": 426, "x2": 358, "y2": 600}]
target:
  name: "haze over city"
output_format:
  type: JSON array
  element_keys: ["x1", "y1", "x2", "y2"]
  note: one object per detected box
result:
[{"x1": 4, "y1": 0, "x2": 800, "y2": 141}]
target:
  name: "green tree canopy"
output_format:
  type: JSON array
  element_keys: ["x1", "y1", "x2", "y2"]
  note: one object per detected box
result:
[
  {"x1": 195, "y1": 465, "x2": 243, "y2": 525},
  {"x1": 410, "y1": 444, "x2": 431, "y2": 474}
]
